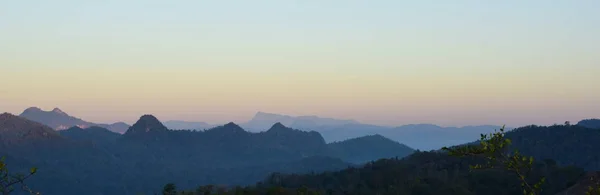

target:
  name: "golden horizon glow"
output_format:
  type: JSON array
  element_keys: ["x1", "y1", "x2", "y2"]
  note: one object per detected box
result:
[{"x1": 1, "y1": 1, "x2": 599, "y2": 127}]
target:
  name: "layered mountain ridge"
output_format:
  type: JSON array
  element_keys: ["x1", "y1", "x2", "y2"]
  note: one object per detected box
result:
[
  {"x1": 0, "y1": 113, "x2": 414, "y2": 194},
  {"x1": 19, "y1": 107, "x2": 130, "y2": 134}
]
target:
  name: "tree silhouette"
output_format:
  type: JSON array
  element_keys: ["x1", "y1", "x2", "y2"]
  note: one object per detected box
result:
[
  {"x1": 162, "y1": 183, "x2": 176, "y2": 195},
  {"x1": 0, "y1": 157, "x2": 38, "y2": 195},
  {"x1": 442, "y1": 126, "x2": 545, "y2": 195}
]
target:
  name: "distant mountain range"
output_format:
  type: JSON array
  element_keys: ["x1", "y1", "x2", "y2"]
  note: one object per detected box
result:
[
  {"x1": 3, "y1": 109, "x2": 599, "y2": 195},
  {"x1": 162, "y1": 120, "x2": 216, "y2": 130},
  {"x1": 15, "y1": 107, "x2": 506, "y2": 150},
  {"x1": 18, "y1": 107, "x2": 130, "y2": 134},
  {"x1": 0, "y1": 112, "x2": 414, "y2": 195},
  {"x1": 240, "y1": 111, "x2": 360, "y2": 132},
  {"x1": 14, "y1": 107, "x2": 595, "y2": 151},
  {"x1": 242, "y1": 112, "x2": 506, "y2": 150},
  {"x1": 200, "y1": 122, "x2": 600, "y2": 195}
]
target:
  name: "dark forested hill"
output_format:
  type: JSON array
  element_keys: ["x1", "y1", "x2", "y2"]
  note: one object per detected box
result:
[
  {"x1": 172, "y1": 123, "x2": 600, "y2": 195},
  {"x1": 256, "y1": 152, "x2": 583, "y2": 195},
  {"x1": 577, "y1": 119, "x2": 600, "y2": 129},
  {"x1": 327, "y1": 134, "x2": 415, "y2": 164},
  {"x1": 60, "y1": 126, "x2": 121, "y2": 143},
  {"x1": 505, "y1": 124, "x2": 600, "y2": 171},
  {"x1": 177, "y1": 152, "x2": 583, "y2": 195}
]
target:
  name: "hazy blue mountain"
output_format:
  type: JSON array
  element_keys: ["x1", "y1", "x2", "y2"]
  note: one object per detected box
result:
[
  {"x1": 204, "y1": 123, "x2": 600, "y2": 195},
  {"x1": 18, "y1": 107, "x2": 130, "y2": 134},
  {"x1": 97, "y1": 122, "x2": 130, "y2": 134},
  {"x1": 317, "y1": 123, "x2": 392, "y2": 142},
  {"x1": 327, "y1": 134, "x2": 415, "y2": 164},
  {"x1": 239, "y1": 112, "x2": 505, "y2": 151},
  {"x1": 577, "y1": 119, "x2": 600, "y2": 129},
  {"x1": 19, "y1": 107, "x2": 94, "y2": 130},
  {"x1": 163, "y1": 120, "x2": 216, "y2": 130},
  {"x1": 384, "y1": 124, "x2": 504, "y2": 151},
  {"x1": 316, "y1": 123, "x2": 503, "y2": 151},
  {"x1": 241, "y1": 112, "x2": 359, "y2": 132}
]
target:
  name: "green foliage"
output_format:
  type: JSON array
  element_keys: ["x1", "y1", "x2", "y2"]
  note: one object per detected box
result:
[
  {"x1": 162, "y1": 183, "x2": 176, "y2": 195},
  {"x1": 0, "y1": 157, "x2": 38, "y2": 195},
  {"x1": 587, "y1": 184, "x2": 600, "y2": 195},
  {"x1": 584, "y1": 174, "x2": 600, "y2": 195},
  {"x1": 442, "y1": 126, "x2": 545, "y2": 195}
]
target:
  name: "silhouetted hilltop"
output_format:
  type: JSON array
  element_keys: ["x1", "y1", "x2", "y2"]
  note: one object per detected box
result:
[
  {"x1": 124, "y1": 114, "x2": 169, "y2": 136},
  {"x1": 262, "y1": 123, "x2": 328, "y2": 157},
  {"x1": 577, "y1": 119, "x2": 600, "y2": 129},
  {"x1": 60, "y1": 126, "x2": 121, "y2": 144},
  {"x1": 206, "y1": 122, "x2": 248, "y2": 134},
  {"x1": 327, "y1": 134, "x2": 415, "y2": 164}
]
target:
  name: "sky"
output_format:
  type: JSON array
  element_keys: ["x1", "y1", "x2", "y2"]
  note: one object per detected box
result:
[{"x1": 1, "y1": 0, "x2": 599, "y2": 127}]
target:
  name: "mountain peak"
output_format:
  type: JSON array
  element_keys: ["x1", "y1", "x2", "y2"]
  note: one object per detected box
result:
[
  {"x1": 124, "y1": 114, "x2": 168, "y2": 135},
  {"x1": 267, "y1": 122, "x2": 302, "y2": 134},
  {"x1": 206, "y1": 122, "x2": 247, "y2": 134},
  {"x1": 52, "y1": 108, "x2": 67, "y2": 115},
  {"x1": 253, "y1": 112, "x2": 288, "y2": 120},
  {"x1": 224, "y1": 122, "x2": 241, "y2": 128},
  {"x1": 270, "y1": 122, "x2": 287, "y2": 129},
  {"x1": 22, "y1": 107, "x2": 43, "y2": 114},
  {"x1": 139, "y1": 114, "x2": 161, "y2": 123}
]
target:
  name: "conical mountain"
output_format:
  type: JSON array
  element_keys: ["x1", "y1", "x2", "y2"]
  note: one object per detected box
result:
[
  {"x1": 205, "y1": 122, "x2": 247, "y2": 135},
  {"x1": 266, "y1": 122, "x2": 290, "y2": 132},
  {"x1": 124, "y1": 115, "x2": 168, "y2": 136}
]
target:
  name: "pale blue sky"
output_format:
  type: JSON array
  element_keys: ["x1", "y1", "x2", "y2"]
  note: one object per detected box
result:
[{"x1": 1, "y1": 1, "x2": 599, "y2": 126}]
